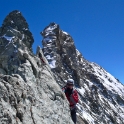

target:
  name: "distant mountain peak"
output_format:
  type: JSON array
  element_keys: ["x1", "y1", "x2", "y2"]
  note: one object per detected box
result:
[
  {"x1": 2, "y1": 10, "x2": 28, "y2": 31},
  {"x1": 41, "y1": 22, "x2": 59, "y2": 37},
  {"x1": 0, "y1": 10, "x2": 34, "y2": 48}
]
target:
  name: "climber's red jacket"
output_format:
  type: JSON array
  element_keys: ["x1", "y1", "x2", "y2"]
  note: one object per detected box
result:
[{"x1": 63, "y1": 87, "x2": 78, "y2": 109}]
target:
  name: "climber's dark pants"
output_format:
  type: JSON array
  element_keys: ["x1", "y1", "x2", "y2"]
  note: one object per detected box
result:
[{"x1": 71, "y1": 108, "x2": 76, "y2": 124}]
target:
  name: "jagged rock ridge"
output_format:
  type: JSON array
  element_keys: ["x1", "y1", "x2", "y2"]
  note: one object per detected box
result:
[
  {"x1": 42, "y1": 23, "x2": 124, "y2": 124},
  {"x1": 0, "y1": 11, "x2": 74, "y2": 124}
]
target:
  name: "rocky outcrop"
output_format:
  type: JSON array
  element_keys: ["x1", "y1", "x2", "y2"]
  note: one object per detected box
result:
[
  {"x1": 42, "y1": 23, "x2": 124, "y2": 124},
  {"x1": 41, "y1": 23, "x2": 81, "y2": 86},
  {"x1": 0, "y1": 11, "x2": 73, "y2": 124}
]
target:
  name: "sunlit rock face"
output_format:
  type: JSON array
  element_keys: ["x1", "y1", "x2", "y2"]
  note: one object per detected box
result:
[
  {"x1": 42, "y1": 23, "x2": 124, "y2": 124},
  {"x1": 0, "y1": 11, "x2": 74, "y2": 124}
]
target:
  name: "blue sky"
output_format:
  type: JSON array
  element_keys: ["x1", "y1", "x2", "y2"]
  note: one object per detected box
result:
[{"x1": 0, "y1": 0, "x2": 124, "y2": 84}]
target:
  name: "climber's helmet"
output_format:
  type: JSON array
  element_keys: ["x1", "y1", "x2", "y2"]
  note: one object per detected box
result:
[{"x1": 67, "y1": 79, "x2": 74, "y2": 86}]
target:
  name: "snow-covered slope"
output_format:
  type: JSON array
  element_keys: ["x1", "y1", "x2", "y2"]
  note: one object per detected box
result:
[
  {"x1": 41, "y1": 23, "x2": 124, "y2": 124},
  {"x1": 76, "y1": 62, "x2": 124, "y2": 124}
]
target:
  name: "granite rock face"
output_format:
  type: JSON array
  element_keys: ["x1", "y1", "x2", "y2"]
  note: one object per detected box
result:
[
  {"x1": 0, "y1": 11, "x2": 73, "y2": 124},
  {"x1": 42, "y1": 23, "x2": 124, "y2": 124}
]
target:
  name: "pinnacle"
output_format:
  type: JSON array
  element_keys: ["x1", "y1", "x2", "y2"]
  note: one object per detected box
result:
[
  {"x1": 41, "y1": 22, "x2": 60, "y2": 37},
  {"x1": 1, "y1": 10, "x2": 29, "y2": 31},
  {"x1": 0, "y1": 10, "x2": 34, "y2": 47}
]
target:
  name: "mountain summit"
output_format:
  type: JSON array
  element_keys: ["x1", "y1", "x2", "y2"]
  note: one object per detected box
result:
[
  {"x1": 42, "y1": 23, "x2": 124, "y2": 124},
  {"x1": 0, "y1": 10, "x2": 34, "y2": 49}
]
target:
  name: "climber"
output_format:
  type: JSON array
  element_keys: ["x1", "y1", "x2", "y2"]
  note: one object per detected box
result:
[
  {"x1": 39, "y1": 53, "x2": 45, "y2": 64},
  {"x1": 62, "y1": 79, "x2": 78, "y2": 124}
]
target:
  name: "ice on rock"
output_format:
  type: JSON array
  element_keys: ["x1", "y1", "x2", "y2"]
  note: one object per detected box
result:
[
  {"x1": 63, "y1": 31, "x2": 68, "y2": 35},
  {"x1": 49, "y1": 60, "x2": 56, "y2": 68},
  {"x1": 3, "y1": 35, "x2": 14, "y2": 41}
]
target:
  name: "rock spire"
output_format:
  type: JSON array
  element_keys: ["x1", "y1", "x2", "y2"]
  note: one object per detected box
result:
[{"x1": 0, "y1": 10, "x2": 34, "y2": 49}]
